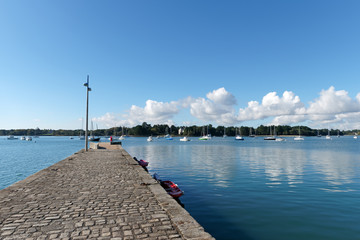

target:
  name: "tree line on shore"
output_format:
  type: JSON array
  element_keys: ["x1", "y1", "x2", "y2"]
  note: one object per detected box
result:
[{"x1": 1, "y1": 123, "x2": 359, "y2": 137}]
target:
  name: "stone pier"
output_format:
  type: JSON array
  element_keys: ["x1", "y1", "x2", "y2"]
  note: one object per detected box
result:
[{"x1": 0, "y1": 143, "x2": 214, "y2": 240}]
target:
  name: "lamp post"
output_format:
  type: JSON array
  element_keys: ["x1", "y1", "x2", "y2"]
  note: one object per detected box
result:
[{"x1": 84, "y1": 75, "x2": 91, "y2": 151}]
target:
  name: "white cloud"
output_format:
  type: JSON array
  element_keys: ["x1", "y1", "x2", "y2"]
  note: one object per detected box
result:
[
  {"x1": 189, "y1": 88, "x2": 238, "y2": 125},
  {"x1": 94, "y1": 100, "x2": 180, "y2": 127},
  {"x1": 307, "y1": 86, "x2": 360, "y2": 115},
  {"x1": 131, "y1": 100, "x2": 179, "y2": 122},
  {"x1": 270, "y1": 115, "x2": 308, "y2": 126},
  {"x1": 302, "y1": 87, "x2": 360, "y2": 129},
  {"x1": 238, "y1": 91, "x2": 305, "y2": 121},
  {"x1": 93, "y1": 86, "x2": 360, "y2": 129},
  {"x1": 206, "y1": 87, "x2": 237, "y2": 105},
  {"x1": 93, "y1": 113, "x2": 121, "y2": 128},
  {"x1": 257, "y1": 87, "x2": 360, "y2": 129}
]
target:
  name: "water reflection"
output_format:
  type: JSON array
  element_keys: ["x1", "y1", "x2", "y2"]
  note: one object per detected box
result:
[
  {"x1": 128, "y1": 143, "x2": 237, "y2": 188},
  {"x1": 310, "y1": 150, "x2": 358, "y2": 192},
  {"x1": 126, "y1": 139, "x2": 359, "y2": 192},
  {"x1": 243, "y1": 147, "x2": 306, "y2": 187},
  {"x1": 188, "y1": 144, "x2": 237, "y2": 188}
]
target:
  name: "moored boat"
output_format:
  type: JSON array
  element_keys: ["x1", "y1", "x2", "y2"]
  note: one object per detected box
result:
[
  {"x1": 133, "y1": 157, "x2": 149, "y2": 167},
  {"x1": 89, "y1": 121, "x2": 100, "y2": 141},
  {"x1": 153, "y1": 174, "x2": 184, "y2": 198},
  {"x1": 249, "y1": 127, "x2": 256, "y2": 137},
  {"x1": 264, "y1": 125, "x2": 276, "y2": 140},
  {"x1": 7, "y1": 135, "x2": 18, "y2": 140},
  {"x1": 264, "y1": 136, "x2": 276, "y2": 140},
  {"x1": 118, "y1": 127, "x2": 126, "y2": 140},
  {"x1": 294, "y1": 127, "x2": 304, "y2": 141},
  {"x1": 199, "y1": 136, "x2": 209, "y2": 140},
  {"x1": 223, "y1": 127, "x2": 227, "y2": 138},
  {"x1": 325, "y1": 129, "x2": 331, "y2": 140},
  {"x1": 138, "y1": 159, "x2": 148, "y2": 167},
  {"x1": 180, "y1": 136, "x2": 190, "y2": 141},
  {"x1": 317, "y1": 130, "x2": 322, "y2": 137},
  {"x1": 235, "y1": 135, "x2": 244, "y2": 140},
  {"x1": 199, "y1": 126, "x2": 211, "y2": 140},
  {"x1": 160, "y1": 180, "x2": 184, "y2": 198},
  {"x1": 89, "y1": 136, "x2": 100, "y2": 141}
]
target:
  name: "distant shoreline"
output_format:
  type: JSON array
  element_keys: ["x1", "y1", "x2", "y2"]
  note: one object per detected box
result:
[{"x1": 1, "y1": 123, "x2": 358, "y2": 138}]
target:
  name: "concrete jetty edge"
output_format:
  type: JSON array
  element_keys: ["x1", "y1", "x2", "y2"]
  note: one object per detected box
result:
[{"x1": 119, "y1": 147, "x2": 214, "y2": 240}]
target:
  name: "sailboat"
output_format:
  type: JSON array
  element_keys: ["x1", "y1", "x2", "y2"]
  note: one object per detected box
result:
[
  {"x1": 89, "y1": 121, "x2": 100, "y2": 141},
  {"x1": 7, "y1": 135, "x2": 18, "y2": 140},
  {"x1": 79, "y1": 118, "x2": 85, "y2": 140},
  {"x1": 325, "y1": 128, "x2": 331, "y2": 140},
  {"x1": 235, "y1": 127, "x2": 244, "y2": 140},
  {"x1": 199, "y1": 126, "x2": 211, "y2": 140},
  {"x1": 249, "y1": 127, "x2": 256, "y2": 137},
  {"x1": 119, "y1": 126, "x2": 125, "y2": 140},
  {"x1": 274, "y1": 126, "x2": 285, "y2": 141},
  {"x1": 264, "y1": 125, "x2": 276, "y2": 140},
  {"x1": 354, "y1": 133, "x2": 358, "y2": 139},
  {"x1": 317, "y1": 129, "x2": 321, "y2": 137},
  {"x1": 147, "y1": 136, "x2": 153, "y2": 142},
  {"x1": 33, "y1": 128, "x2": 39, "y2": 138},
  {"x1": 223, "y1": 127, "x2": 227, "y2": 138},
  {"x1": 180, "y1": 136, "x2": 190, "y2": 142},
  {"x1": 206, "y1": 125, "x2": 212, "y2": 139},
  {"x1": 165, "y1": 126, "x2": 173, "y2": 140},
  {"x1": 294, "y1": 127, "x2": 304, "y2": 141}
]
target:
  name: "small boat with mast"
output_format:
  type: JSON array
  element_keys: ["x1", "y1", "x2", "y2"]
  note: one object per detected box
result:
[
  {"x1": 264, "y1": 125, "x2": 276, "y2": 140},
  {"x1": 180, "y1": 136, "x2": 190, "y2": 141},
  {"x1": 325, "y1": 128, "x2": 331, "y2": 140},
  {"x1": 274, "y1": 126, "x2": 285, "y2": 141},
  {"x1": 249, "y1": 127, "x2": 256, "y2": 137},
  {"x1": 88, "y1": 121, "x2": 100, "y2": 141},
  {"x1": 317, "y1": 129, "x2": 322, "y2": 137},
  {"x1": 7, "y1": 135, "x2": 18, "y2": 140},
  {"x1": 119, "y1": 126, "x2": 126, "y2": 140},
  {"x1": 199, "y1": 125, "x2": 211, "y2": 140},
  {"x1": 294, "y1": 127, "x2": 304, "y2": 141},
  {"x1": 235, "y1": 127, "x2": 244, "y2": 140},
  {"x1": 223, "y1": 126, "x2": 227, "y2": 138},
  {"x1": 79, "y1": 118, "x2": 85, "y2": 140}
]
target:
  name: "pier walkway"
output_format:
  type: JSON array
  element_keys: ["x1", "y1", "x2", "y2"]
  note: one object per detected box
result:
[{"x1": 0, "y1": 143, "x2": 214, "y2": 240}]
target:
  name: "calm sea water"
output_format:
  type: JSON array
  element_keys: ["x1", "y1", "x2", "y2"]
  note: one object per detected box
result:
[
  {"x1": 1, "y1": 136, "x2": 359, "y2": 240},
  {"x1": 0, "y1": 136, "x2": 84, "y2": 190}
]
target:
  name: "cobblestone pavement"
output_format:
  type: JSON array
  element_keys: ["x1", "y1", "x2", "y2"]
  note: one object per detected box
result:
[{"x1": 0, "y1": 144, "x2": 214, "y2": 240}]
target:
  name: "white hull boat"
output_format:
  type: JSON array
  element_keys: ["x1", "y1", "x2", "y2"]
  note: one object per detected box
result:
[
  {"x1": 180, "y1": 136, "x2": 190, "y2": 142},
  {"x1": 294, "y1": 127, "x2": 304, "y2": 141}
]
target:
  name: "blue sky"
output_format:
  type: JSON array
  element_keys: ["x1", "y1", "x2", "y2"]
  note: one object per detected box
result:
[{"x1": 1, "y1": 0, "x2": 360, "y2": 130}]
